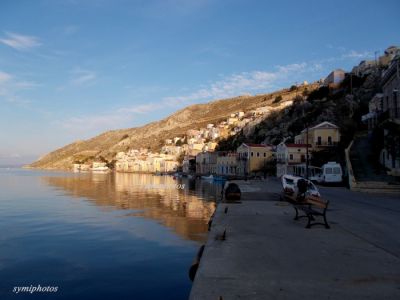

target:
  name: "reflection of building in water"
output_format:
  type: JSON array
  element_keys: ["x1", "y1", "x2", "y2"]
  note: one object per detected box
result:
[
  {"x1": 114, "y1": 173, "x2": 217, "y2": 220},
  {"x1": 42, "y1": 173, "x2": 216, "y2": 242}
]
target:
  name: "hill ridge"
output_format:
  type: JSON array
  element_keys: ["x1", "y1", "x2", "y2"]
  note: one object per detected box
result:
[{"x1": 27, "y1": 83, "x2": 318, "y2": 170}]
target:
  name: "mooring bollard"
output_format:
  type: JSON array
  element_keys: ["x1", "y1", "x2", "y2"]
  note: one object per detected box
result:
[
  {"x1": 215, "y1": 228, "x2": 227, "y2": 241},
  {"x1": 224, "y1": 183, "x2": 241, "y2": 202}
]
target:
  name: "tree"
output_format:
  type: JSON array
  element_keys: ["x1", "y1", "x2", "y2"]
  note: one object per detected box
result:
[{"x1": 273, "y1": 95, "x2": 283, "y2": 104}]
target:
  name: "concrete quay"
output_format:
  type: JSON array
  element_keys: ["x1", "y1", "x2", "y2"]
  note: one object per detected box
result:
[{"x1": 189, "y1": 179, "x2": 400, "y2": 300}]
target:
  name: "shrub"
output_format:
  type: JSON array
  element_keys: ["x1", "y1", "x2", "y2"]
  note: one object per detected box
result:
[{"x1": 273, "y1": 95, "x2": 283, "y2": 103}]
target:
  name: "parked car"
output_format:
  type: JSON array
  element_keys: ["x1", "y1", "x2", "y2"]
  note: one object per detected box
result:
[{"x1": 281, "y1": 174, "x2": 321, "y2": 202}]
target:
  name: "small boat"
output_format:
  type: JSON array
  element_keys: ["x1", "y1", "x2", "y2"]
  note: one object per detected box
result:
[
  {"x1": 90, "y1": 167, "x2": 110, "y2": 173},
  {"x1": 173, "y1": 172, "x2": 182, "y2": 179},
  {"x1": 201, "y1": 175, "x2": 214, "y2": 180},
  {"x1": 281, "y1": 174, "x2": 321, "y2": 202}
]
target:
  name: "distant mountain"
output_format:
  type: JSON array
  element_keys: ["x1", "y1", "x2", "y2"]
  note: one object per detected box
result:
[{"x1": 27, "y1": 83, "x2": 317, "y2": 170}]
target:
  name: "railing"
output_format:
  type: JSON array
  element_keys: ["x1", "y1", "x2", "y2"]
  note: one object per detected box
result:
[
  {"x1": 345, "y1": 140, "x2": 357, "y2": 190},
  {"x1": 315, "y1": 141, "x2": 338, "y2": 147}
]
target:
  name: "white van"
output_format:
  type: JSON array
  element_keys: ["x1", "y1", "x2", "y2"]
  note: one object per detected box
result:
[{"x1": 319, "y1": 162, "x2": 342, "y2": 183}]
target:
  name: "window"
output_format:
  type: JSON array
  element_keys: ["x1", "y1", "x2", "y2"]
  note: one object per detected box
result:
[
  {"x1": 333, "y1": 168, "x2": 341, "y2": 174},
  {"x1": 263, "y1": 153, "x2": 266, "y2": 157},
  {"x1": 317, "y1": 136, "x2": 322, "y2": 145},
  {"x1": 251, "y1": 152, "x2": 254, "y2": 157},
  {"x1": 257, "y1": 152, "x2": 260, "y2": 157},
  {"x1": 325, "y1": 168, "x2": 333, "y2": 174},
  {"x1": 289, "y1": 154, "x2": 293, "y2": 160},
  {"x1": 328, "y1": 136, "x2": 332, "y2": 145}
]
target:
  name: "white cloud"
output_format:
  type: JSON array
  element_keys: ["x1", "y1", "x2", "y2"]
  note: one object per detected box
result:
[
  {"x1": 0, "y1": 32, "x2": 41, "y2": 51},
  {"x1": 0, "y1": 71, "x2": 12, "y2": 83},
  {"x1": 59, "y1": 103, "x2": 162, "y2": 134},
  {"x1": 162, "y1": 63, "x2": 309, "y2": 105},
  {"x1": 70, "y1": 69, "x2": 97, "y2": 86},
  {"x1": 342, "y1": 50, "x2": 373, "y2": 59},
  {"x1": 58, "y1": 62, "x2": 315, "y2": 135},
  {"x1": 0, "y1": 70, "x2": 38, "y2": 105}
]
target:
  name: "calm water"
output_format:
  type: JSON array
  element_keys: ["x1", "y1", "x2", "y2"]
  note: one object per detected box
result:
[{"x1": 0, "y1": 169, "x2": 220, "y2": 300}]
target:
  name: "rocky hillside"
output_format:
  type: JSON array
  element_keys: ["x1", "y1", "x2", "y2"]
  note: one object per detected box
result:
[
  {"x1": 27, "y1": 83, "x2": 318, "y2": 170},
  {"x1": 217, "y1": 70, "x2": 382, "y2": 167}
]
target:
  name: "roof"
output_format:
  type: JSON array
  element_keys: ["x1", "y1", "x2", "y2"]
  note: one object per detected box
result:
[
  {"x1": 301, "y1": 121, "x2": 339, "y2": 132},
  {"x1": 311, "y1": 121, "x2": 338, "y2": 129}
]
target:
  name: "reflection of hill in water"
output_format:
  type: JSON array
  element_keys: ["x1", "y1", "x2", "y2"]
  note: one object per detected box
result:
[{"x1": 42, "y1": 173, "x2": 218, "y2": 242}]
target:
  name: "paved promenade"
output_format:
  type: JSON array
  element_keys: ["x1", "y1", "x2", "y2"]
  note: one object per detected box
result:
[{"x1": 189, "y1": 179, "x2": 400, "y2": 300}]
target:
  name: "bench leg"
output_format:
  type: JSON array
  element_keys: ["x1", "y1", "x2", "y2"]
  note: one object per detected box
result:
[
  {"x1": 323, "y1": 211, "x2": 330, "y2": 229},
  {"x1": 305, "y1": 214, "x2": 312, "y2": 229}
]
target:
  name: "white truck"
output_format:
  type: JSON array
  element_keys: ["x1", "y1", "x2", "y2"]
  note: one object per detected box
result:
[{"x1": 318, "y1": 162, "x2": 342, "y2": 183}]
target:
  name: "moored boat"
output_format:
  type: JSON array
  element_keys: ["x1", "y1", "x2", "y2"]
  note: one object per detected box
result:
[{"x1": 201, "y1": 174, "x2": 214, "y2": 180}]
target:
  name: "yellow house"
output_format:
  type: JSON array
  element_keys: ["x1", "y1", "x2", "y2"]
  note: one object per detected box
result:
[
  {"x1": 236, "y1": 143, "x2": 274, "y2": 175},
  {"x1": 295, "y1": 121, "x2": 340, "y2": 150}
]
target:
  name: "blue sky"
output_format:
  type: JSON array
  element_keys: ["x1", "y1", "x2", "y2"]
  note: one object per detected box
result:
[{"x1": 0, "y1": 0, "x2": 399, "y2": 165}]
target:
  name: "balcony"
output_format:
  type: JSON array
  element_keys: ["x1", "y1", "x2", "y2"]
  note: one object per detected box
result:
[{"x1": 315, "y1": 141, "x2": 338, "y2": 147}]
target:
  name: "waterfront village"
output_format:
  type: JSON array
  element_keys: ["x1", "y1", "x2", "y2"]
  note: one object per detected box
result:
[{"x1": 73, "y1": 46, "x2": 400, "y2": 181}]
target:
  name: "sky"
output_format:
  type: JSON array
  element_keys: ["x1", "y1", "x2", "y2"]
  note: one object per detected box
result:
[{"x1": 0, "y1": 0, "x2": 399, "y2": 165}]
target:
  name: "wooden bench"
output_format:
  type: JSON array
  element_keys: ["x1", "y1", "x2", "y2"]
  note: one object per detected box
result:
[{"x1": 289, "y1": 195, "x2": 330, "y2": 229}]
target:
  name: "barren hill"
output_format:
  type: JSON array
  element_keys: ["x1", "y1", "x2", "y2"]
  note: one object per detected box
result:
[{"x1": 27, "y1": 83, "x2": 318, "y2": 170}]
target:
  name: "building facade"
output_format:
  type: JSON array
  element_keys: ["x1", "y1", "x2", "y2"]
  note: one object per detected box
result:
[
  {"x1": 295, "y1": 121, "x2": 340, "y2": 150},
  {"x1": 216, "y1": 152, "x2": 238, "y2": 176},
  {"x1": 196, "y1": 152, "x2": 218, "y2": 175},
  {"x1": 323, "y1": 69, "x2": 345, "y2": 87},
  {"x1": 236, "y1": 143, "x2": 274, "y2": 176},
  {"x1": 276, "y1": 143, "x2": 311, "y2": 177},
  {"x1": 380, "y1": 54, "x2": 400, "y2": 176}
]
